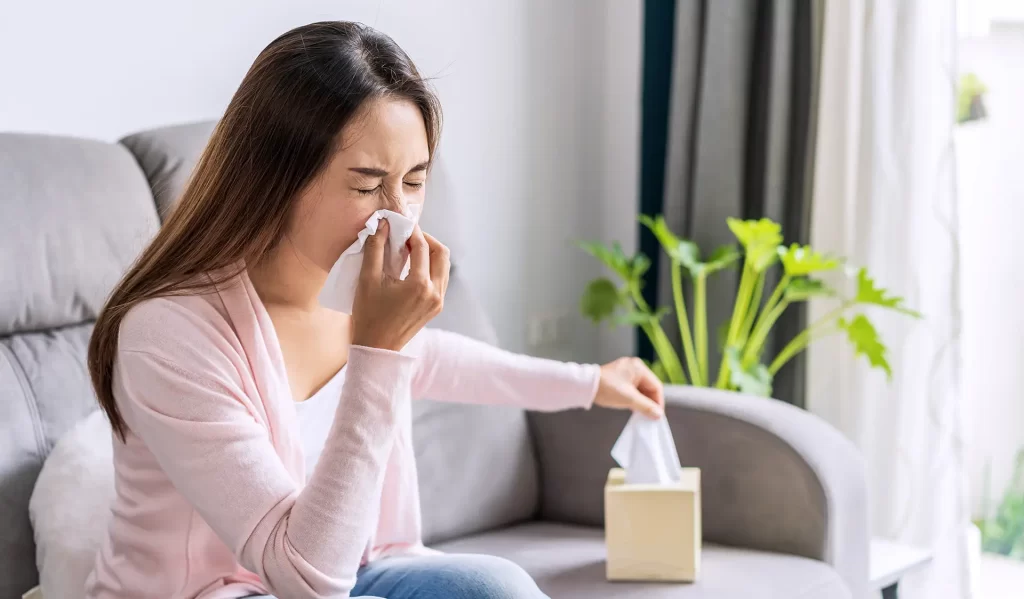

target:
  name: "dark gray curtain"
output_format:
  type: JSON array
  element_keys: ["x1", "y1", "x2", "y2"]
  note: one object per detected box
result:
[{"x1": 644, "y1": 0, "x2": 822, "y2": 406}]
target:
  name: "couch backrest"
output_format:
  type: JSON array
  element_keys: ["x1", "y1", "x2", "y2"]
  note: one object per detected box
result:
[
  {"x1": 0, "y1": 123, "x2": 537, "y2": 599},
  {"x1": 0, "y1": 133, "x2": 160, "y2": 599}
]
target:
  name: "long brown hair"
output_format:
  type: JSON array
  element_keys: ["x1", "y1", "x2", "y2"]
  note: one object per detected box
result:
[{"x1": 89, "y1": 21, "x2": 442, "y2": 440}]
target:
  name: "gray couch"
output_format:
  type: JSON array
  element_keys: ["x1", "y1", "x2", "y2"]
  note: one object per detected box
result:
[{"x1": 0, "y1": 122, "x2": 869, "y2": 599}]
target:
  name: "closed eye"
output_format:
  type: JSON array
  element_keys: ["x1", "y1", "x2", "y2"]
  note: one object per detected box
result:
[
  {"x1": 356, "y1": 185, "x2": 380, "y2": 195},
  {"x1": 404, "y1": 181, "x2": 424, "y2": 188}
]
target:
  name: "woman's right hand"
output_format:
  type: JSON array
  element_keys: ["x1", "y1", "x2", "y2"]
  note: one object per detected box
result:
[{"x1": 351, "y1": 220, "x2": 451, "y2": 351}]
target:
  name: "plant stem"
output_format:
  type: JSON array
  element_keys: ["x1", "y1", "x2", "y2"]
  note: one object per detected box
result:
[
  {"x1": 630, "y1": 283, "x2": 686, "y2": 384},
  {"x1": 741, "y1": 274, "x2": 791, "y2": 367},
  {"x1": 671, "y1": 262, "x2": 702, "y2": 385},
  {"x1": 753, "y1": 274, "x2": 790, "y2": 339},
  {"x1": 767, "y1": 303, "x2": 849, "y2": 374},
  {"x1": 716, "y1": 263, "x2": 756, "y2": 388},
  {"x1": 629, "y1": 282, "x2": 651, "y2": 313},
  {"x1": 743, "y1": 299, "x2": 789, "y2": 367},
  {"x1": 768, "y1": 326, "x2": 839, "y2": 375},
  {"x1": 642, "y1": 322, "x2": 687, "y2": 384},
  {"x1": 738, "y1": 271, "x2": 766, "y2": 348},
  {"x1": 694, "y1": 272, "x2": 708, "y2": 384}
]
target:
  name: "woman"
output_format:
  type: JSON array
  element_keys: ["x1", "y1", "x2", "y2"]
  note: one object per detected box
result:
[{"x1": 85, "y1": 21, "x2": 664, "y2": 599}]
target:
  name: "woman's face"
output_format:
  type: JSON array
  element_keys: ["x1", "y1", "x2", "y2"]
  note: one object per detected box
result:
[{"x1": 287, "y1": 97, "x2": 430, "y2": 272}]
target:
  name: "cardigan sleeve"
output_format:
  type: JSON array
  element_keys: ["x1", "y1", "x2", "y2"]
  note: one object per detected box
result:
[
  {"x1": 409, "y1": 328, "x2": 600, "y2": 411},
  {"x1": 116, "y1": 300, "x2": 413, "y2": 598}
]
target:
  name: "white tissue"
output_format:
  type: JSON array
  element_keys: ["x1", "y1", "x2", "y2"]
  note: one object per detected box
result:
[
  {"x1": 319, "y1": 204, "x2": 421, "y2": 314},
  {"x1": 611, "y1": 412, "x2": 683, "y2": 484}
]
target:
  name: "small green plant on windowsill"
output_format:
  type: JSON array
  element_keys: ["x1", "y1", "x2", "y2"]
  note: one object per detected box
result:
[
  {"x1": 578, "y1": 217, "x2": 921, "y2": 396},
  {"x1": 975, "y1": 450, "x2": 1024, "y2": 559},
  {"x1": 957, "y1": 72, "x2": 988, "y2": 125}
]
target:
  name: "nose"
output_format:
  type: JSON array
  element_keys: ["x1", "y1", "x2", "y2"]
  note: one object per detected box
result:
[{"x1": 380, "y1": 186, "x2": 407, "y2": 215}]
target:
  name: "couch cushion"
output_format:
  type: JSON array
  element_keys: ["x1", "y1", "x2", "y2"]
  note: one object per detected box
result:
[
  {"x1": 120, "y1": 122, "x2": 216, "y2": 221},
  {"x1": 0, "y1": 324, "x2": 101, "y2": 599},
  {"x1": 0, "y1": 345, "x2": 42, "y2": 599},
  {"x1": 434, "y1": 523, "x2": 851, "y2": 599},
  {"x1": 1, "y1": 130, "x2": 158, "y2": 599},
  {"x1": 414, "y1": 273, "x2": 538, "y2": 544},
  {"x1": 413, "y1": 401, "x2": 539, "y2": 545},
  {"x1": 0, "y1": 133, "x2": 159, "y2": 336}
]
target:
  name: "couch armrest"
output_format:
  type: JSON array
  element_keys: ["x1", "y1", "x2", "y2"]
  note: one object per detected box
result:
[{"x1": 528, "y1": 385, "x2": 868, "y2": 597}]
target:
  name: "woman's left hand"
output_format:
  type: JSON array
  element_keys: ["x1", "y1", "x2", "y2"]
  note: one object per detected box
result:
[{"x1": 593, "y1": 357, "x2": 665, "y2": 419}]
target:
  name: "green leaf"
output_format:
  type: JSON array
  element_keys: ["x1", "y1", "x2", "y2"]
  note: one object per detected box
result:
[
  {"x1": 631, "y1": 252, "x2": 652, "y2": 279},
  {"x1": 727, "y1": 218, "x2": 783, "y2": 248},
  {"x1": 704, "y1": 245, "x2": 742, "y2": 273},
  {"x1": 639, "y1": 215, "x2": 704, "y2": 275},
  {"x1": 639, "y1": 215, "x2": 690, "y2": 264},
  {"x1": 727, "y1": 218, "x2": 784, "y2": 272},
  {"x1": 726, "y1": 348, "x2": 773, "y2": 396},
  {"x1": 676, "y1": 241, "x2": 702, "y2": 272},
  {"x1": 784, "y1": 277, "x2": 835, "y2": 302},
  {"x1": 578, "y1": 241, "x2": 632, "y2": 281},
  {"x1": 580, "y1": 278, "x2": 621, "y2": 323},
  {"x1": 579, "y1": 241, "x2": 656, "y2": 293},
  {"x1": 837, "y1": 314, "x2": 893, "y2": 379},
  {"x1": 749, "y1": 244, "x2": 782, "y2": 272},
  {"x1": 615, "y1": 307, "x2": 669, "y2": 327},
  {"x1": 778, "y1": 244, "x2": 841, "y2": 276},
  {"x1": 854, "y1": 268, "x2": 922, "y2": 317},
  {"x1": 640, "y1": 215, "x2": 742, "y2": 277},
  {"x1": 678, "y1": 241, "x2": 740, "y2": 278}
]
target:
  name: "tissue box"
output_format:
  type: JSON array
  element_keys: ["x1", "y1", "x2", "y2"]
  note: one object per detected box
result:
[{"x1": 604, "y1": 467, "x2": 701, "y2": 582}]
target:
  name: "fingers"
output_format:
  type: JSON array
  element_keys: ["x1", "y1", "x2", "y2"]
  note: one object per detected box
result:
[
  {"x1": 633, "y1": 359, "x2": 665, "y2": 408},
  {"x1": 360, "y1": 219, "x2": 389, "y2": 284},
  {"x1": 422, "y1": 231, "x2": 451, "y2": 297},
  {"x1": 628, "y1": 387, "x2": 665, "y2": 419},
  {"x1": 407, "y1": 225, "x2": 430, "y2": 281}
]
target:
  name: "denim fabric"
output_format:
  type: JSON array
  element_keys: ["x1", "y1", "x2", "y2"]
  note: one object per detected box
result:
[{"x1": 248, "y1": 553, "x2": 549, "y2": 599}]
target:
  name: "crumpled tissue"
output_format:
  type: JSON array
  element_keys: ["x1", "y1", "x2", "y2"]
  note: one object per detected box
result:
[
  {"x1": 611, "y1": 412, "x2": 683, "y2": 484},
  {"x1": 319, "y1": 204, "x2": 421, "y2": 314}
]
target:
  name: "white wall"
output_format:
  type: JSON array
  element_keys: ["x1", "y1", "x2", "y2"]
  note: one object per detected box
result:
[{"x1": 0, "y1": 0, "x2": 642, "y2": 362}]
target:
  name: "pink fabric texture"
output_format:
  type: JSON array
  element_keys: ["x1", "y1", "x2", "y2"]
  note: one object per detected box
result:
[{"x1": 84, "y1": 272, "x2": 599, "y2": 599}]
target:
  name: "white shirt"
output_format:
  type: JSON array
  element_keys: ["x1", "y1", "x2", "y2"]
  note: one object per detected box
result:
[{"x1": 294, "y1": 366, "x2": 347, "y2": 479}]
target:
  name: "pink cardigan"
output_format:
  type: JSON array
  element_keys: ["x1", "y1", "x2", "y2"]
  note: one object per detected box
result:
[{"x1": 85, "y1": 273, "x2": 599, "y2": 599}]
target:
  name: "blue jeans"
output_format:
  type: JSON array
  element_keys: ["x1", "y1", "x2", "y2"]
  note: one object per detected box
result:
[{"x1": 249, "y1": 554, "x2": 548, "y2": 598}]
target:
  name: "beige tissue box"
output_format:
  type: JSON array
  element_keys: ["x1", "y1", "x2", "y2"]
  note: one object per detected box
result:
[{"x1": 604, "y1": 467, "x2": 701, "y2": 582}]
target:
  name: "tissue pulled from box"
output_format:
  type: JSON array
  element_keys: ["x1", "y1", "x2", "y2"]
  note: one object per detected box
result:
[
  {"x1": 319, "y1": 204, "x2": 421, "y2": 314},
  {"x1": 611, "y1": 412, "x2": 683, "y2": 484}
]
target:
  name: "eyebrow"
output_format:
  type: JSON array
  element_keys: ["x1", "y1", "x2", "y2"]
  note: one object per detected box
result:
[{"x1": 349, "y1": 162, "x2": 429, "y2": 177}]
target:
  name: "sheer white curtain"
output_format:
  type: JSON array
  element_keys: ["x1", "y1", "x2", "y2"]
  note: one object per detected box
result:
[{"x1": 807, "y1": 1, "x2": 970, "y2": 598}]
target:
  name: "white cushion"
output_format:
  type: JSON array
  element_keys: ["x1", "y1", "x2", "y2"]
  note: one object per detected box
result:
[{"x1": 29, "y1": 410, "x2": 115, "y2": 599}]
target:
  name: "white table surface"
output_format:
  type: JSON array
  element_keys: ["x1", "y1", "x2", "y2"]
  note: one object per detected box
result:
[{"x1": 870, "y1": 538, "x2": 933, "y2": 589}]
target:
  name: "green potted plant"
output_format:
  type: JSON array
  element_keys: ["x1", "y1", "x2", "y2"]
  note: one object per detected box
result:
[
  {"x1": 957, "y1": 72, "x2": 988, "y2": 125},
  {"x1": 976, "y1": 450, "x2": 1024, "y2": 559},
  {"x1": 578, "y1": 217, "x2": 920, "y2": 396}
]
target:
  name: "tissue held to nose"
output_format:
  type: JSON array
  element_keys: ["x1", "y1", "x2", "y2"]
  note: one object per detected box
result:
[
  {"x1": 348, "y1": 216, "x2": 451, "y2": 352},
  {"x1": 319, "y1": 205, "x2": 421, "y2": 314}
]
